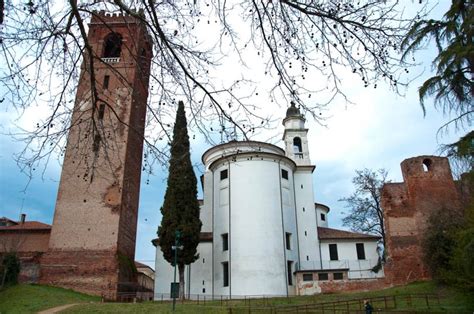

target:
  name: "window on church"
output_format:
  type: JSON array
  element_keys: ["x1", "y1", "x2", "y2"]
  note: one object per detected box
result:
[
  {"x1": 333, "y1": 272, "x2": 343, "y2": 280},
  {"x1": 281, "y1": 169, "x2": 288, "y2": 180},
  {"x1": 356, "y1": 243, "x2": 366, "y2": 260},
  {"x1": 102, "y1": 32, "x2": 122, "y2": 58},
  {"x1": 222, "y1": 262, "x2": 229, "y2": 287},
  {"x1": 318, "y1": 273, "x2": 328, "y2": 281},
  {"x1": 302, "y1": 273, "x2": 313, "y2": 281},
  {"x1": 320, "y1": 213, "x2": 326, "y2": 221},
  {"x1": 222, "y1": 233, "x2": 228, "y2": 251},
  {"x1": 220, "y1": 169, "x2": 228, "y2": 180},
  {"x1": 293, "y1": 137, "x2": 302, "y2": 153},
  {"x1": 287, "y1": 261, "x2": 293, "y2": 285},
  {"x1": 329, "y1": 244, "x2": 338, "y2": 261},
  {"x1": 285, "y1": 232, "x2": 291, "y2": 250}
]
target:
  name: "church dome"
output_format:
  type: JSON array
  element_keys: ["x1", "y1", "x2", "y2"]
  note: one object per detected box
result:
[{"x1": 285, "y1": 101, "x2": 301, "y2": 118}]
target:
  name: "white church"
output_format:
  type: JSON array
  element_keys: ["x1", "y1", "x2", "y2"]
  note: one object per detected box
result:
[{"x1": 154, "y1": 103, "x2": 383, "y2": 298}]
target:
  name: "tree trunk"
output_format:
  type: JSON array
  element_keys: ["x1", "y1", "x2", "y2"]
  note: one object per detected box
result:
[{"x1": 178, "y1": 263, "x2": 185, "y2": 300}]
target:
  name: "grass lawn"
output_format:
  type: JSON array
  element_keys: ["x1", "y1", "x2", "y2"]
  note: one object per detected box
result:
[
  {"x1": 0, "y1": 284, "x2": 99, "y2": 313},
  {"x1": 1, "y1": 281, "x2": 473, "y2": 313}
]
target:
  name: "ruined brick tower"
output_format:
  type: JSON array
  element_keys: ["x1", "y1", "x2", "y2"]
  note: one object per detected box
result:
[
  {"x1": 40, "y1": 11, "x2": 152, "y2": 299},
  {"x1": 382, "y1": 156, "x2": 462, "y2": 285}
]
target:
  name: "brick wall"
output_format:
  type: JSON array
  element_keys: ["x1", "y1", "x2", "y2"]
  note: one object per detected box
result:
[
  {"x1": 382, "y1": 156, "x2": 463, "y2": 285},
  {"x1": 40, "y1": 11, "x2": 152, "y2": 299}
]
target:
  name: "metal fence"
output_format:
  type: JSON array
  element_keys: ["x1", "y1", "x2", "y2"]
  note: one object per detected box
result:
[
  {"x1": 146, "y1": 293, "x2": 441, "y2": 313},
  {"x1": 270, "y1": 294, "x2": 441, "y2": 313}
]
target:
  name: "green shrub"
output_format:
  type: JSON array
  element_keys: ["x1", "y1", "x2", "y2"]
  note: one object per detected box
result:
[{"x1": 1, "y1": 253, "x2": 21, "y2": 287}]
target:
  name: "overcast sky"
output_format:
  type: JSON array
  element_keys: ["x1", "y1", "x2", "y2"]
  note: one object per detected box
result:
[{"x1": 0, "y1": 1, "x2": 467, "y2": 270}]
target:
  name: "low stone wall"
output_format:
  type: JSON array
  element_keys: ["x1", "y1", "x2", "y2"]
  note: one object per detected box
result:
[
  {"x1": 297, "y1": 277, "x2": 388, "y2": 295},
  {"x1": 18, "y1": 252, "x2": 43, "y2": 283},
  {"x1": 40, "y1": 249, "x2": 120, "y2": 299},
  {"x1": 318, "y1": 278, "x2": 387, "y2": 293}
]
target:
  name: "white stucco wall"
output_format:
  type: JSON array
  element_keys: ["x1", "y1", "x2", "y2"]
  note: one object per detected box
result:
[
  {"x1": 294, "y1": 169, "x2": 320, "y2": 269},
  {"x1": 154, "y1": 244, "x2": 183, "y2": 299},
  {"x1": 280, "y1": 164, "x2": 299, "y2": 295},
  {"x1": 154, "y1": 242, "x2": 213, "y2": 300},
  {"x1": 212, "y1": 156, "x2": 293, "y2": 296},
  {"x1": 212, "y1": 161, "x2": 230, "y2": 296},
  {"x1": 315, "y1": 205, "x2": 329, "y2": 228},
  {"x1": 200, "y1": 172, "x2": 213, "y2": 233},
  {"x1": 186, "y1": 242, "x2": 213, "y2": 297}
]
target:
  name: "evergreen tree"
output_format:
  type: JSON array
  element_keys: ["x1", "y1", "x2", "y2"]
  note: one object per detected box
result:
[
  {"x1": 401, "y1": 0, "x2": 473, "y2": 127},
  {"x1": 158, "y1": 101, "x2": 202, "y2": 299}
]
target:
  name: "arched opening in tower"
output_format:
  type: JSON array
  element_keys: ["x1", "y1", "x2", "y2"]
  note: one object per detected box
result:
[
  {"x1": 422, "y1": 158, "x2": 432, "y2": 172},
  {"x1": 102, "y1": 33, "x2": 123, "y2": 58},
  {"x1": 293, "y1": 137, "x2": 302, "y2": 154}
]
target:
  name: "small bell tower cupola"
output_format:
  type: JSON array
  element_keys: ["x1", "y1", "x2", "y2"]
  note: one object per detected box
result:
[{"x1": 282, "y1": 102, "x2": 311, "y2": 165}]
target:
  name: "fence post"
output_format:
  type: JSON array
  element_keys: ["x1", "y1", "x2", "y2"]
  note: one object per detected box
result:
[
  {"x1": 221, "y1": 295, "x2": 223, "y2": 306},
  {"x1": 393, "y1": 295, "x2": 397, "y2": 309},
  {"x1": 426, "y1": 295, "x2": 430, "y2": 308},
  {"x1": 384, "y1": 296, "x2": 387, "y2": 309},
  {"x1": 408, "y1": 294, "x2": 412, "y2": 307}
]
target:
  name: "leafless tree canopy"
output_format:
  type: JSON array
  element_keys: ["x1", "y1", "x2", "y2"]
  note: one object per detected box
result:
[
  {"x1": 0, "y1": 1, "x2": 426, "y2": 175},
  {"x1": 340, "y1": 168, "x2": 388, "y2": 247}
]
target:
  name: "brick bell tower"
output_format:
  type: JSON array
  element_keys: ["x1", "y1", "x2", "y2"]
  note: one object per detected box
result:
[{"x1": 40, "y1": 10, "x2": 152, "y2": 299}]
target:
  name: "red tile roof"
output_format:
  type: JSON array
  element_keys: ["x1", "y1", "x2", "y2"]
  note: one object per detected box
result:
[
  {"x1": 0, "y1": 221, "x2": 51, "y2": 231},
  {"x1": 318, "y1": 227, "x2": 380, "y2": 240},
  {"x1": 135, "y1": 261, "x2": 153, "y2": 270}
]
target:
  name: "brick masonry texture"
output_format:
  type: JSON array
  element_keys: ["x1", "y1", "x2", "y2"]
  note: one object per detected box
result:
[
  {"x1": 381, "y1": 156, "x2": 464, "y2": 285},
  {"x1": 39, "y1": 11, "x2": 152, "y2": 299}
]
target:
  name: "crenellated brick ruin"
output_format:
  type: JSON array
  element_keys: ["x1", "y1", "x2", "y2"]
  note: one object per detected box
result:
[{"x1": 382, "y1": 156, "x2": 468, "y2": 285}]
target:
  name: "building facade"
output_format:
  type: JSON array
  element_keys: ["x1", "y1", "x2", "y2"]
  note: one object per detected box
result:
[
  {"x1": 0, "y1": 215, "x2": 51, "y2": 283},
  {"x1": 154, "y1": 103, "x2": 382, "y2": 298}
]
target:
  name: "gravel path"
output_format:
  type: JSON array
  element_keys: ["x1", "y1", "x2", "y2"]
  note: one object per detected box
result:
[{"x1": 37, "y1": 303, "x2": 78, "y2": 314}]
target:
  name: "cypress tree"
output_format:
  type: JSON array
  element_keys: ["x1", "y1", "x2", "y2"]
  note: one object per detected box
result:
[{"x1": 158, "y1": 101, "x2": 202, "y2": 300}]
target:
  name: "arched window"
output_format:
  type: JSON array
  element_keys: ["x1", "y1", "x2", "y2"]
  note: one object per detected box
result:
[
  {"x1": 293, "y1": 137, "x2": 302, "y2": 153},
  {"x1": 422, "y1": 158, "x2": 432, "y2": 172},
  {"x1": 102, "y1": 33, "x2": 122, "y2": 58}
]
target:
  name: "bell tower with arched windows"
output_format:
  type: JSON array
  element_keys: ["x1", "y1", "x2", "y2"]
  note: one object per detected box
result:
[
  {"x1": 282, "y1": 102, "x2": 312, "y2": 166},
  {"x1": 282, "y1": 102, "x2": 320, "y2": 269},
  {"x1": 40, "y1": 10, "x2": 153, "y2": 299}
]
